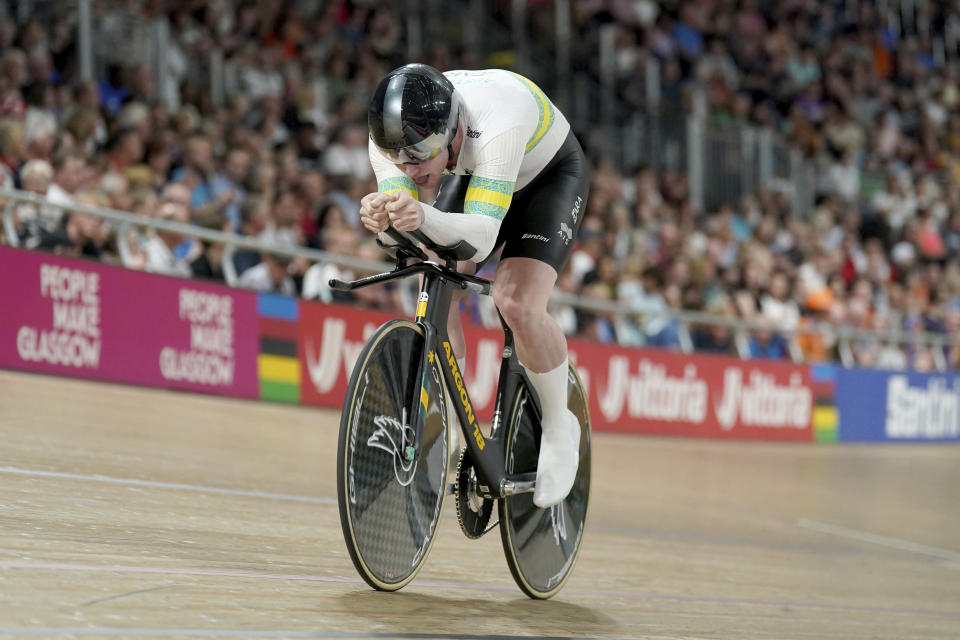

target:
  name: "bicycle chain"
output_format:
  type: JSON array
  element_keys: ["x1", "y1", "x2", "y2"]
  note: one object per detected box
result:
[{"x1": 454, "y1": 448, "x2": 494, "y2": 539}]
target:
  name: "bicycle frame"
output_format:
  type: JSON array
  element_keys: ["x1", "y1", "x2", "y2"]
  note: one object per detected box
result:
[{"x1": 331, "y1": 241, "x2": 540, "y2": 500}]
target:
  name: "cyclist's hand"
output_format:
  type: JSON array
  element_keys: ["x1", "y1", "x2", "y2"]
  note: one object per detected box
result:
[
  {"x1": 360, "y1": 192, "x2": 392, "y2": 233},
  {"x1": 386, "y1": 190, "x2": 424, "y2": 232}
]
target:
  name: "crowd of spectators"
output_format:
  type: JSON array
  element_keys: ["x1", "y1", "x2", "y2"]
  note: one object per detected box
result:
[
  {"x1": 535, "y1": 0, "x2": 960, "y2": 370},
  {"x1": 0, "y1": 1, "x2": 957, "y2": 371}
]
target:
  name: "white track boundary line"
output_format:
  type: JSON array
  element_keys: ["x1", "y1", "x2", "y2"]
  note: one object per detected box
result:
[
  {"x1": 0, "y1": 630, "x2": 656, "y2": 639},
  {"x1": 798, "y1": 519, "x2": 960, "y2": 564},
  {"x1": 0, "y1": 466, "x2": 335, "y2": 505},
  {"x1": 10, "y1": 465, "x2": 956, "y2": 567},
  {"x1": 0, "y1": 632, "x2": 332, "y2": 638}
]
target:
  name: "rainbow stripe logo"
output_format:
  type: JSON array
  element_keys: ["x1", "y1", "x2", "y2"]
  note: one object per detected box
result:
[
  {"x1": 810, "y1": 363, "x2": 838, "y2": 443},
  {"x1": 257, "y1": 294, "x2": 300, "y2": 403}
]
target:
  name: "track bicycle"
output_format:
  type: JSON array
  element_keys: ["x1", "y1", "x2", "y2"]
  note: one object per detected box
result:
[{"x1": 331, "y1": 228, "x2": 591, "y2": 599}]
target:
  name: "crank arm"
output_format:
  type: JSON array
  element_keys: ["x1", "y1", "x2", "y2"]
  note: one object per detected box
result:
[{"x1": 499, "y1": 473, "x2": 537, "y2": 497}]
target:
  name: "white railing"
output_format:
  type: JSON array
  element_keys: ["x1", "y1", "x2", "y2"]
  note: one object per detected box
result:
[{"x1": 1, "y1": 187, "x2": 956, "y2": 370}]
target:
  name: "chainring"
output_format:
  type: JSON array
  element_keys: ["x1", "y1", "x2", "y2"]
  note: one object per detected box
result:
[{"x1": 454, "y1": 448, "x2": 494, "y2": 539}]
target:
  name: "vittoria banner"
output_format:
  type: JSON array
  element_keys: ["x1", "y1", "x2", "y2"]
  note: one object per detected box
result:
[
  {"x1": 294, "y1": 300, "x2": 814, "y2": 440},
  {"x1": 566, "y1": 340, "x2": 813, "y2": 440}
]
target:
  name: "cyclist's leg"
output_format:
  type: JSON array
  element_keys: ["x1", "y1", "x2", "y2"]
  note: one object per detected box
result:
[
  {"x1": 493, "y1": 257, "x2": 579, "y2": 508},
  {"x1": 491, "y1": 131, "x2": 590, "y2": 508},
  {"x1": 492, "y1": 258, "x2": 566, "y2": 370}
]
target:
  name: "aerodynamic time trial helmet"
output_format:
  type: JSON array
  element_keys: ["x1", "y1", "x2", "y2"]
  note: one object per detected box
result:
[{"x1": 368, "y1": 63, "x2": 461, "y2": 164}]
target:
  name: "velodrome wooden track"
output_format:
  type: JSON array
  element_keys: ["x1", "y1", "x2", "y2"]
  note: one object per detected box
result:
[{"x1": 1, "y1": 369, "x2": 959, "y2": 640}]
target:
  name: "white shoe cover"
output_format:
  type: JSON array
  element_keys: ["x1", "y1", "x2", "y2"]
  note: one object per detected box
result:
[{"x1": 533, "y1": 409, "x2": 581, "y2": 508}]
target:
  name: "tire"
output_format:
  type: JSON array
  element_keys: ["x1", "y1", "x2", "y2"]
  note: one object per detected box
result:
[
  {"x1": 337, "y1": 319, "x2": 448, "y2": 591},
  {"x1": 499, "y1": 362, "x2": 591, "y2": 599}
]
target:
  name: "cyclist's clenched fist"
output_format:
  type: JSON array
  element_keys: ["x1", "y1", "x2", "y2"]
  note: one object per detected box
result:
[
  {"x1": 359, "y1": 192, "x2": 393, "y2": 233},
  {"x1": 386, "y1": 191, "x2": 425, "y2": 232}
]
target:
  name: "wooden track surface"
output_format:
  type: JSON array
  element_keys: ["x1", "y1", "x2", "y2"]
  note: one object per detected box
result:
[{"x1": 1, "y1": 369, "x2": 958, "y2": 640}]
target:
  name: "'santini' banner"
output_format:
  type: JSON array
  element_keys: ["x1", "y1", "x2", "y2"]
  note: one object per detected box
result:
[{"x1": 835, "y1": 368, "x2": 960, "y2": 442}]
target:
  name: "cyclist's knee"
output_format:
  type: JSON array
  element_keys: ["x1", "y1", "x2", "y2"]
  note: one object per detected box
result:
[{"x1": 494, "y1": 288, "x2": 543, "y2": 336}]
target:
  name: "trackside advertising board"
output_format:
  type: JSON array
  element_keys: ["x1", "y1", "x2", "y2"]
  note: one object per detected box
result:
[
  {"x1": 835, "y1": 368, "x2": 960, "y2": 442},
  {"x1": 568, "y1": 339, "x2": 812, "y2": 440},
  {"x1": 0, "y1": 246, "x2": 259, "y2": 397},
  {"x1": 295, "y1": 301, "x2": 814, "y2": 440},
  {"x1": 1, "y1": 246, "x2": 820, "y2": 440}
]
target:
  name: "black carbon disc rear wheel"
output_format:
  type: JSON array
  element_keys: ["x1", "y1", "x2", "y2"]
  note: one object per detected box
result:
[
  {"x1": 499, "y1": 363, "x2": 591, "y2": 599},
  {"x1": 337, "y1": 319, "x2": 448, "y2": 591}
]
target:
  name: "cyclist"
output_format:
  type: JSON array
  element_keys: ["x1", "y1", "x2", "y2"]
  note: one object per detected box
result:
[{"x1": 360, "y1": 63, "x2": 589, "y2": 508}]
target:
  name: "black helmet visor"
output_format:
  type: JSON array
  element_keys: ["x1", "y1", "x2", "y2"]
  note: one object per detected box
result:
[{"x1": 373, "y1": 130, "x2": 449, "y2": 164}]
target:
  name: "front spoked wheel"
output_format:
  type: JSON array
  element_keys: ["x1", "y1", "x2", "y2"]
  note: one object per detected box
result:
[
  {"x1": 337, "y1": 319, "x2": 448, "y2": 591},
  {"x1": 499, "y1": 363, "x2": 591, "y2": 599}
]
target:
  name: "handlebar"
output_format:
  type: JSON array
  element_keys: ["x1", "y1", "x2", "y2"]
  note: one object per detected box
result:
[
  {"x1": 328, "y1": 226, "x2": 490, "y2": 296},
  {"x1": 383, "y1": 227, "x2": 477, "y2": 263}
]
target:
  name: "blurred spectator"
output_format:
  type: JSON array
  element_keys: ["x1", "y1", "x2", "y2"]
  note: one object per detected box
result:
[
  {"x1": 11, "y1": 159, "x2": 62, "y2": 234},
  {"x1": 294, "y1": 121, "x2": 323, "y2": 171},
  {"x1": 48, "y1": 149, "x2": 92, "y2": 206},
  {"x1": 105, "y1": 128, "x2": 143, "y2": 172},
  {"x1": 550, "y1": 262, "x2": 580, "y2": 337},
  {"x1": 323, "y1": 174, "x2": 368, "y2": 229},
  {"x1": 197, "y1": 145, "x2": 250, "y2": 232},
  {"x1": 240, "y1": 45, "x2": 284, "y2": 101},
  {"x1": 760, "y1": 270, "x2": 800, "y2": 331},
  {"x1": 0, "y1": 49, "x2": 27, "y2": 117},
  {"x1": 691, "y1": 295, "x2": 737, "y2": 355},
  {"x1": 140, "y1": 201, "x2": 192, "y2": 277},
  {"x1": 25, "y1": 201, "x2": 108, "y2": 260},
  {"x1": 98, "y1": 65, "x2": 130, "y2": 116},
  {"x1": 322, "y1": 123, "x2": 372, "y2": 181},
  {"x1": 99, "y1": 171, "x2": 132, "y2": 212},
  {"x1": 0, "y1": 118, "x2": 24, "y2": 187},
  {"x1": 748, "y1": 324, "x2": 790, "y2": 360},
  {"x1": 232, "y1": 195, "x2": 273, "y2": 276},
  {"x1": 308, "y1": 199, "x2": 349, "y2": 249},
  {"x1": 301, "y1": 225, "x2": 359, "y2": 304},
  {"x1": 797, "y1": 287, "x2": 836, "y2": 362},
  {"x1": 23, "y1": 81, "x2": 57, "y2": 149},
  {"x1": 577, "y1": 281, "x2": 617, "y2": 343},
  {"x1": 171, "y1": 135, "x2": 216, "y2": 208},
  {"x1": 270, "y1": 188, "x2": 306, "y2": 246},
  {"x1": 189, "y1": 214, "x2": 232, "y2": 284},
  {"x1": 619, "y1": 263, "x2": 680, "y2": 348},
  {"x1": 238, "y1": 251, "x2": 296, "y2": 295},
  {"x1": 569, "y1": 217, "x2": 604, "y2": 284}
]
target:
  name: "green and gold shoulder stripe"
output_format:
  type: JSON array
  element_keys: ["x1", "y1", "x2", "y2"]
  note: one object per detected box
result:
[{"x1": 508, "y1": 72, "x2": 555, "y2": 154}]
